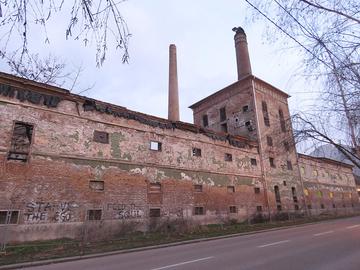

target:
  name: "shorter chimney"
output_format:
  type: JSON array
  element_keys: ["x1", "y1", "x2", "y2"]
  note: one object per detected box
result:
[
  {"x1": 232, "y1": 27, "x2": 252, "y2": 80},
  {"x1": 168, "y1": 44, "x2": 180, "y2": 121}
]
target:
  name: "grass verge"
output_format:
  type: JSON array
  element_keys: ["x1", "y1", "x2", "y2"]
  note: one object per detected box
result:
[{"x1": 0, "y1": 214, "x2": 358, "y2": 266}]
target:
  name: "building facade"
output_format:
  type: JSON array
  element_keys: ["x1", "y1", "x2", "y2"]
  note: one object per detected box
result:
[{"x1": 0, "y1": 28, "x2": 358, "y2": 243}]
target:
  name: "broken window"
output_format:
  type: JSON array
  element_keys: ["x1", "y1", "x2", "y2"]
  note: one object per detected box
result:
[
  {"x1": 229, "y1": 206, "x2": 237, "y2": 213},
  {"x1": 221, "y1": 123, "x2": 228, "y2": 133},
  {"x1": 266, "y1": 136, "x2": 273, "y2": 146},
  {"x1": 149, "y1": 208, "x2": 161, "y2": 218},
  {"x1": 0, "y1": 210, "x2": 19, "y2": 224},
  {"x1": 150, "y1": 141, "x2": 162, "y2": 151},
  {"x1": 256, "y1": 205, "x2": 263, "y2": 212},
  {"x1": 194, "y1": 206, "x2": 204, "y2": 215},
  {"x1": 292, "y1": 187, "x2": 298, "y2": 203},
  {"x1": 202, "y1": 114, "x2": 209, "y2": 127},
  {"x1": 274, "y1": 185, "x2": 281, "y2": 203},
  {"x1": 225, "y1": 153, "x2": 233, "y2": 162},
  {"x1": 250, "y1": 158, "x2": 257, "y2": 166},
  {"x1": 294, "y1": 204, "x2": 299, "y2": 211},
  {"x1": 227, "y1": 186, "x2": 235, "y2": 193},
  {"x1": 243, "y1": 105, "x2": 249, "y2": 112},
  {"x1": 194, "y1": 184, "x2": 203, "y2": 192},
  {"x1": 333, "y1": 203, "x2": 336, "y2": 209},
  {"x1": 89, "y1": 181, "x2": 105, "y2": 191},
  {"x1": 245, "y1": 121, "x2": 254, "y2": 131},
  {"x1": 307, "y1": 204, "x2": 312, "y2": 209},
  {"x1": 192, "y1": 148, "x2": 202, "y2": 157},
  {"x1": 93, "y1": 130, "x2": 109, "y2": 144},
  {"x1": 149, "y1": 182, "x2": 162, "y2": 193},
  {"x1": 279, "y1": 109, "x2": 286, "y2": 132},
  {"x1": 320, "y1": 204, "x2": 325, "y2": 209},
  {"x1": 277, "y1": 204, "x2": 282, "y2": 211},
  {"x1": 262, "y1": 101, "x2": 270, "y2": 127},
  {"x1": 287, "y1": 161, "x2": 293, "y2": 170},
  {"x1": 87, "y1": 209, "x2": 102, "y2": 220},
  {"x1": 8, "y1": 122, "x2": 34, "y2": 162},
  {"x1": 220, "y1": 107, "x2": 227, "y2": 122},
  {"x1": 269, "y1": 157, "x2": 276, "y2": 168},
  {"x1": 254, "y1": 187, "x2": 261, "y2": 194}
]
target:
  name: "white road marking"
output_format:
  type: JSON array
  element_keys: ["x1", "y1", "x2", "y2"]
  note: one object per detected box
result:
[
  {"x1": 346, "y1": 225, "x2": 360, "y2": 229},
  {"x1": 150, "y1": 256, "x2": 214, "y2": 270},
  {"x1": 258, "y1": 240, "x2": 290, "y2": 248},
  {"x1": 313, "y1": 230, "x2": 334, "y2": 236}
]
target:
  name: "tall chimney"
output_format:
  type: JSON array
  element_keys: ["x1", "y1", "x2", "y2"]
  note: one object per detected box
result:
[
  {"x1": 232, "y1": 27, "x2": 252, "y2": 80},
  {"x1": 168, "y1": 44, "x2": 180, "y2": 121}
]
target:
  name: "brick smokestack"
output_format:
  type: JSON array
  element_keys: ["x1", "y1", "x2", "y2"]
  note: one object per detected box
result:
[
  {"x1": 233, "y1": 27, "x2": 252, "y2": 80},
  {"x1": 168, "y1": 44, "x2": 180, "y2": 121}
]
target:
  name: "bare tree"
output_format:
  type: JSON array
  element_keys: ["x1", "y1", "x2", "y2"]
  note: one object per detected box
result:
[
  {"x1": 1, "y1": 51, "x2": 95, "y2": 93},
  {"x1": 0, "y1": 0, "x2": 130, "y2": 67},
  {"x1": 245, "y1": 0, "x2": 360, "y2": 154}
]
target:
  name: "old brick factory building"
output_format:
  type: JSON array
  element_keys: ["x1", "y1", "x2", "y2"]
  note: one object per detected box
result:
[{"x1": 0, "y1": 27, "x2": 358, "y2": 242}]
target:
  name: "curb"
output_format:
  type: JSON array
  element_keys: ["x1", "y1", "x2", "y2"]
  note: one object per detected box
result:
[{"x1": 1, "y1": 216, "x2": 358, "y2": 269}]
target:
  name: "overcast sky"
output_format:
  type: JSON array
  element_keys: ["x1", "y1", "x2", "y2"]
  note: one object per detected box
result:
[{"x1": 0, "y1": 0, "x2": 320, "y2": 124}]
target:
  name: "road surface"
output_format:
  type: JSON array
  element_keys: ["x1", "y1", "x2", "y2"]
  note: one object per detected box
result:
[{"x1": 26, "y1": 216, "x2": 360, "y2": 270}]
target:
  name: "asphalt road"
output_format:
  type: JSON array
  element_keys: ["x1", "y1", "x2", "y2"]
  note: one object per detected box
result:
[{"x1": 26, "y1": 216, "x2": 360, "y2": 270}]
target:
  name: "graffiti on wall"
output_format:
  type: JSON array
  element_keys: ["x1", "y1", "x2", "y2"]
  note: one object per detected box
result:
[
  {"x1": 107, "y1": 203, "x2": 143, "y2": 219},
  {"x1": 24, "y1": 201, "x2": 77, "y2": 223}
]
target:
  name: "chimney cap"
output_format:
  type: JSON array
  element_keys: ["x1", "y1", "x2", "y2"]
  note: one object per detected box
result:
[{"x1": 232, "y1": 26, "x2": 246, "y2": 36}]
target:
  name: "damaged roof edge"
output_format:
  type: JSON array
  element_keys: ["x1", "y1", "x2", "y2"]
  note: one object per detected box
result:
[
  {"x1": 189, "y1": 75, "x2": 290, "y2": 110},
  {"x1": 0, "y1": 71, "x2": 257, "y2": 148},
  {"x1": 298, "y1": 153, "x2": 354, "y2": 169}
]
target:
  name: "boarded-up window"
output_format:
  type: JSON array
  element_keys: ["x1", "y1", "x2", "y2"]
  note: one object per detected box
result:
[
  {"x1": 220, "y1": 107, "x2": 227, "y2": 122},
  {"x1": 150, "y1": 141, "x2": 162, "y2": 151},
  {"x1": 194, "y1": 207, "x2": 204, "y2": 215},
  {"x1": 87, "y1": 209, "x2": 102, "y2": 220},
  {"x1": 0, "y1": 210, "x2": 19, "y2": 224},
  {"x1": 149, "y1": 182, "x2": 162, "y2": 193},
  {"x1": 192, "y1": 148, "x2": 202, "y2": 157},
  {"x1": 194, "y1": 184, "x2": 203, "y2": 192},
  {"x1": 89, "y1": 181, "x2": 104, "y2": 191},
  {"x1": 202, "y1": 114, "x2": 209, "y2": 127},
  {"x1": 8, "y1": 122, "x2": 34, "y2": 162},
  {"x1": 227, "y1": 186, "x2": 235, "y2": 193},
  {"x1": 229, "y1": 206, "x2": 237, "y2": 213},
  {"x1": 225, "y1": 153, "x2": 233, "y2": 162},
  {"x1": 287, "y1": 161, "x2": 293, "y2": 170},
  {"x1": 149, "y1": 208, "x2": 161, "y2": 217},
  {"x1": 93, "y1": 130, "x2": 109, "y2": 144},
  {"x1": 262, "y1": 101, "x2": 270, "y2": 127}
]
